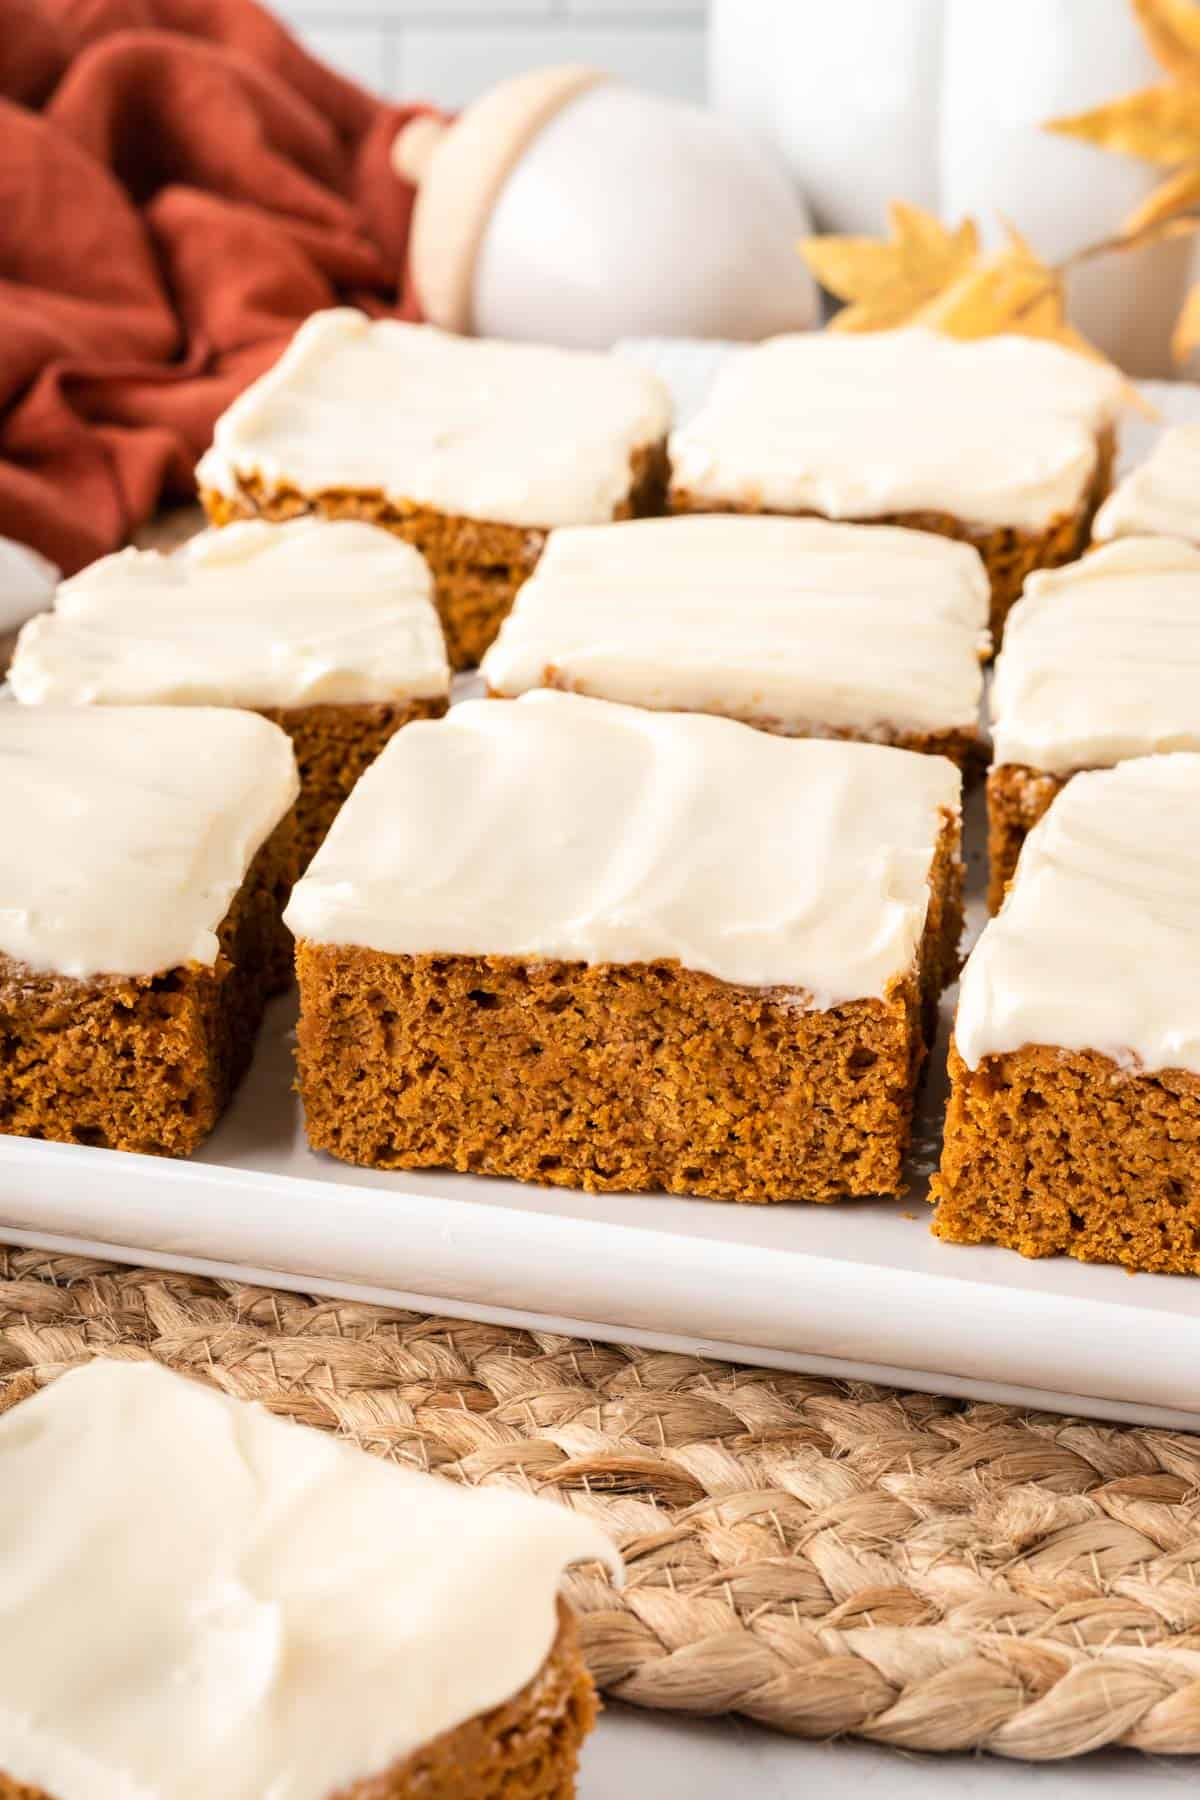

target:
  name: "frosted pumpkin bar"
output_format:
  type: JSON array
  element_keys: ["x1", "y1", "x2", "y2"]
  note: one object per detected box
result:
[
  {"x1": 0, "y1": 1358, "x2": 616, "y2": 1799},
  {"x1": 10, "y1": 519, "x2": 450, "y2": 865},
  {"x1": 985, "y1": 537, "x2": 1200, "y2": 909},
  {"x1": 482, "y1": 514, "x2": 989, "y2": 764},
  {"x1": 668, "y1": 326, "x2": 1124, "y2": 640},
  {"x1": 0, "y1": 706, "x2": 298, "y2": 1157},
  {"x1": 1093, "y1": 422, "x2": 1200, "y2": 545},
  {"x1": 197, "y1": 308, "x2": 671, "y2": 668},
  {"x1": 933, "y1": 755, "x2": 1200, "y2": 1276},
  {"x1": 285, "y1": 691, "x2": 963, "y2": 1204}
]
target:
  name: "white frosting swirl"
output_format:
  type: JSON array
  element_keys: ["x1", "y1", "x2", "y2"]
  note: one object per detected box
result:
[
  {"x1": 1093, "y1": 422, "x2": 1200, "y2": 544},
  {"x1": 481, "y1": 514, "x2": 989, "y2": 737},
  {"x1": 669, "y1": 327, "x2": 1125, "y2": 533},
  {"x1": 956, "y1": 754, "x2": 1200, "y2": 1075},
  {"x1": 0, "y1": 706, "x2": 298, "y2": 978},
  {"x1": 991, "y1": 536, "x2": 1200, "y2": 774},
  {"x1": 0, "y1": 1360, "x2": 618, "y2": 1800},
  {"x1": 9, "y1": 520, "x2": 449, "y2": 709},
  {"x1": 284, "y1": 690, "x2": 961, "y2": 1004},
  {"x1": 197, "y1": 309, "x2": 671, "y2": 528}
]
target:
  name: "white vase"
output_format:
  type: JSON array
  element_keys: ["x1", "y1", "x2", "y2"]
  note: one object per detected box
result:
[{"x1": 709, "y1": 0, "x2": 1196, "y2": 375}]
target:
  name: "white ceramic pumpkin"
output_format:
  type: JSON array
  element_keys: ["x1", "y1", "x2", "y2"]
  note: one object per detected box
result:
[
  {"x1": 709, "y1": 0, "x2": 1196, "y2": 375},
  {"x1": 395, "y1": 70, "x2": 818, "y2": 350}
]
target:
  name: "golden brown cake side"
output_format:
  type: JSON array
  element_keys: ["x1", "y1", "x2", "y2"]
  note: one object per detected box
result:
[
  {"x1": 932, "y1": 1038, "x2": 1200, "y2": 1277},
  {"x1": 485, "y1": 680, "x2": 981, "y2": 772},
  {"x1": 985, "y1": 764, "x2": 1069, "y2": 911},
  {"x1": 201, "y1": 441, "x2": 669, "y2": 671},
  {"x1": 669, "y1": 429, "x2": 1113, "y2": 647},
  {"x1": 293, "y1": 817, "x2": 960, "y2": 1205},
  {"x1": 0, "y1": 1603, "x2": 595, "y2": 1800},
  {"x1": 333, "y1": 1603, "x2": 595, "y2": 1800},
  {"x1": 0, "y1": 812, "x2": 296, "y2": 1159},
  {"x1": 260, "y1": 699, "x2": 447, "y2": 868}
]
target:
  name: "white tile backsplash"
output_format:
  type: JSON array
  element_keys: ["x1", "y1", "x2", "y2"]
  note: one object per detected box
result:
[
  {"x1": 274, "y1": 0, "x2": 708, "y2": 105},
  {"x1": 566, "y1": 0, "x2": 704, "y2": 14},
  {"x1": 395, "y1": 22, "x2": 706, "y2": 106}
]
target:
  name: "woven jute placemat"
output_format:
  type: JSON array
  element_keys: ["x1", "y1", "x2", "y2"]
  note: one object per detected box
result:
[{"x1": 3, "y1": 1245, "x2": 1200, "y2": 1761}]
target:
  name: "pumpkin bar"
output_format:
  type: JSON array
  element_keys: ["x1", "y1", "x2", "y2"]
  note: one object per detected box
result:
[
  {"x1": 933, "y1": 755, "x2": 1200, "y2": 1276},
  {"x1": 668, "y1": 326, "x2": 1124, "y2": 641},
  {"x1": 0, "y1": 706, "x2": 298, "y2": 1157},
  {"x1": 1093, "y1": 422, "x2": 1200, "y2": 545},
  {"x1": 0, "y1": 1358, "x2": 615, "y2": 1799},
  {"x1": 985, "y1": 536, "x2": 1200, "y2": 909},
  {"x1": 481, "y1": 514, "x2": 990, "y2": 765},
  {"x1": 9, "y1": 518, "x2": 450, "y2": 867},
  {"x1": 197, "y1": 308, "x2": 672, "y2": 669},
  {"x1": 286, "y1": 691, "x2": 963, "y2": 1204}
]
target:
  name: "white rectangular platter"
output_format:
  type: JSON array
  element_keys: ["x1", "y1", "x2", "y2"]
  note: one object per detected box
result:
[{"x1": 1, "y1": 349, "x2": 1198, "y2": 1430}]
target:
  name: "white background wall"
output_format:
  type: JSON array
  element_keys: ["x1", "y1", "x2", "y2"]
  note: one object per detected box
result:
[{"x1": 272, "y1": 0, "x2": 709, "y2": 108}]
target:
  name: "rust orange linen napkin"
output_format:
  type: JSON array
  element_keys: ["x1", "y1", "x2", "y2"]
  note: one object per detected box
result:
[{"x1": 0, "y1": 0, "x2": 438, "y2": 574}]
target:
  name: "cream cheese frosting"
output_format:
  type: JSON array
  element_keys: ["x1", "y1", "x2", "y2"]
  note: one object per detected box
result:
[
  {"x1": 669, "y1": 327, "x2": 1125, "y2": 533},
  {"x1": 9, "y1": 520, "x2": 449, "y2": 708},
  {"x1": 955, "y1": 754, "x2": 1200, "y2": 1075},
  {"x1": 197, "y1": 308, "x2": 671, "y2": 529},
  {"x1": 0, "y1": 706, "x2": 298, "y2": 979},
  {"x1": 1093, "y1": 422, "x2": 1200, "y2": 543},
  {"x1": 284, "y1": 690, "x2": 961, "y2": 1003},
  {"x1": 0, "y1": 1359, "x2": 618, "y2": 1800},
  {"x1": 991, "y1": 536, "x2": 1200, "y2": 775},
  {"x1": 480, "y1": 514, "x2": 990, "y2": 736}
]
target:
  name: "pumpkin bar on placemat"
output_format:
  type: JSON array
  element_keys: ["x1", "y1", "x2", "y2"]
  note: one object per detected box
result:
[
  {"x1": 197, "y1": 308, "x2": 671, "y2": 669},
  {"x1": 481, "y1": 514, "x2": 990, "y2": 765},
  {"x1": 1092, "y1": 422, "x2": 1200, "y2": 546},
  {"x1": 985, "y1": 536, "x2": 1200, "y2": 909},
  {"x1": 0, "y1": 1358, "x2": 615, "y2": 1799},
  {"x1": 933, "y1": 753, "x2": 1200, "y2": 1276},
  {"x1": 285, "y1": 690, "x2": 963, "y2": 1204},
  {"x1": 0, "y1": 706, "x2": 298, "y2": 1158},
  {"x1": 9, "y1": 518, "x2": 450, "y2": 867},
  {"x1": 668, "y1": 326, "x2": 1124, "y2": 642}
]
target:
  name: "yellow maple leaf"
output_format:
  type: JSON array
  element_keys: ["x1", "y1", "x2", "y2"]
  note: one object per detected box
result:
[
  {"x1": 1132, "y1": 0, "x2": 1200, "y2": 79},
  {"x1": 1046, "y1": 83, "x2": 1200, "y2": 166},
  {"x1": 800, "y1": 202, "x2": 978, "y2": 332},
  {"x1": 1044, "y1": 0, "x2": 1200, "y2": 232},
  {"x1": 910, "y1": 225, "x2": 1148, "y2": 402},
  {"x1": 912, "y1": 226, "x2": 1057, "y2": 336},
  {"x1": 800, "y1": 211, "x2": 1147, "y2": 399},
  {"x1": 1172, "y1": 279, "x2": 1200, "y2": 358}
]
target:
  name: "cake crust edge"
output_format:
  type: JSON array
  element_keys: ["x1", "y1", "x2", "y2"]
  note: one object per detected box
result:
[
  {"x1": 291, "y1": 814, "x2": 962, "y2": 1204},
  {"x1": 201, "y1": 440, "x2": 669, "y2": 670},
  {"x1": 932, "y1": 1037, "x2": 1200, "y2": 1277}
]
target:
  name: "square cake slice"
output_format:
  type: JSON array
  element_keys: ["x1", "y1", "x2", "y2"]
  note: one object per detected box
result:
[
  {"x1": 481, "y1": 514, "x2": 989, "y2": 764},
  {"x1": 0, "y1": 1359, "x2": 616, "y2": 1799},
  {"x1": 1093, "y1": 421, "x2": 1200, "y2": 545},
  {"x1": 985, "y1": 536, "x2": 1200, "y2": 909},
  {"x1": 197, "y1": 309, "x2": 672, "y2": 669},
  {"x1": 285, "y1": 691, "x2": 963, "y2": 1204},
  {"x1": 9, "y1": 518, "x2": 450, "y2": 867},
  {"x1": 933, "y1": 755, "x2": 1200, "y2": 1276},
  {"x1": 0, "y1": 706, "x2": 299, "y2": 1157},
  {"x1": 668, "y1": 326, "x2": 1124, "y2": 642}
]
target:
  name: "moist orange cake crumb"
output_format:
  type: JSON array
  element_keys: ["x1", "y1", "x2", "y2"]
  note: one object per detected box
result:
[{"x1": 285, "y1": 693, "x2": 963, "y2": 1204}]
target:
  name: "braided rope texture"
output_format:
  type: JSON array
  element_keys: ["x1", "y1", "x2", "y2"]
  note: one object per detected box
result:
[{"x1": 3, "y1": 1247, "x2": 1200, "y2": 1761}]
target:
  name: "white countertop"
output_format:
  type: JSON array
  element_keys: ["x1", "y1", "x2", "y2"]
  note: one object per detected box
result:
[{"x1": 584, "y1": 1705, "x2": 1200, "y2": 1795}]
